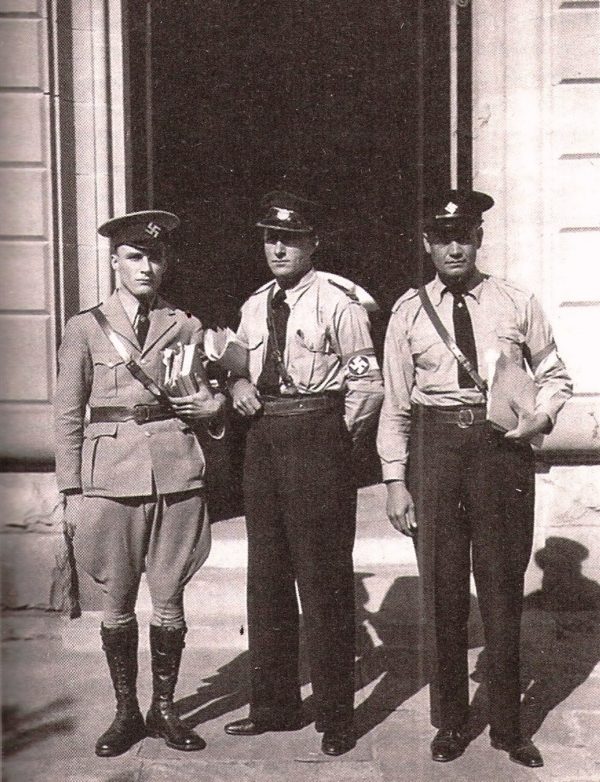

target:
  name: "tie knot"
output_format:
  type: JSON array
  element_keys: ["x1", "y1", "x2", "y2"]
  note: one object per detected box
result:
[{"x1": 138, "y1": 301, "x2": 150, "y2": 316}]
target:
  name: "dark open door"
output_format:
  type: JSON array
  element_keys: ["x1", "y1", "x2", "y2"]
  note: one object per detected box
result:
[
  {"x1": 125, "y1": 0, "x2": 470, "y2": 328},
  {"x1": 124, "y1": 0, "x2": 470, "y2": 507}
]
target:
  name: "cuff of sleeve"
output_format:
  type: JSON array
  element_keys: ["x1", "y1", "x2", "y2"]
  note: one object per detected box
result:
[
  {"x1": 534, "y1": 403, "x2": 557, "y2": 431},
  {"x1": 381, "y1": 463, "x2": 407, "y2": 482},
  {"x1": 61, "y1": 487, "x2": 83, "y2": 496}
]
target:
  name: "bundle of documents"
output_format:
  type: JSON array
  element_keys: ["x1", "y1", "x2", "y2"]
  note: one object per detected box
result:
[
  {"x1": 162, "y1": 342, "x2": 211, "y2": 397},
  {"x1": 487, "y1": 352, "x2": 543, "y2": 446},
  {"x1": 203, "y1": 327, "x2": 249, "y2": 375}
]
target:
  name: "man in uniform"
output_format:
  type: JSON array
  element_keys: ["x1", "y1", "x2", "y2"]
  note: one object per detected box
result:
[
  {"x1": 54, "y1": 211, "x2": 225, "y2": 756},
  {"x1": 223, "y1": 191, "x2": 384, "y2": 755},
  {"x1": 377, "y1": 190, "x2": 572, "y2": 768}
]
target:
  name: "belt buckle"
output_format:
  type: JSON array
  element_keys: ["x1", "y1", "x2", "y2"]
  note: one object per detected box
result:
[
  {"x1": 457, "y1": 408, "x2": 474, "y2": 428},
  {"x1": 133, "y1": 404, "x2": 150, "y2": 424}
]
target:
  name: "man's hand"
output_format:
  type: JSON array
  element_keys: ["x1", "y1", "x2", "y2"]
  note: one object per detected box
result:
[
  {"x1": 230, "y1": 378, "x2": 263, "y2": 417},
  {"x1": 168, "y1": 388, "x2": 225, "y2": 421},
  {"x1": 504, "y1": 408, "x2": 551, "y2": 443},
  {"x1": 64, "y1": 492, "x2": 84, "y2": 538},
  {"x1": 385, "y1": 480, "x2": 417, "y2": 537}
]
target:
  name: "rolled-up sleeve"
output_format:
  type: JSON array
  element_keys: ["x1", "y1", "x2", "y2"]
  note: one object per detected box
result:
[
  {"x1": 524, "y1": 294, "x2": 573, "y2": 426},
  {"x1": 377, "y1": 308, "x2": 415, "y2": 482}
]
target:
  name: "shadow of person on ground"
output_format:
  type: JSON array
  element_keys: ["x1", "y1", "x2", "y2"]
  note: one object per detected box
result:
[
  {"x1": 177, "y1": 640, "x2": 314, "y2": 730},
  {"x1": 467, "y1": 536, "x2": 600, "y2": 741},
  {"x1": 2, "y1": 697, "x2": 76, "y2": 757},
  {"x1": 175, "y1": 650, "x2": 251, "y2": 729},
  {"x1": 352, "y1": 572, "x2": 484, "y2": 740},
  {"x1": 173, "y1": 572, "x2": 487, "y2": 738}
]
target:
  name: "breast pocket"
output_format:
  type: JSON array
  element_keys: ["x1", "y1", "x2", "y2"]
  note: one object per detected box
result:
[
  {"x1": 410, "y1": 334, "x2": 439, "y2": 370},
  {"x1": 246, "y1": 335, "x2": 265, "y2": 381},
  {"x1": 494, "y1": 324, "x2": 526, "y2": 363},
  {"x1": 92, "y1": 354, "x2": 124, "y2": 398},
  {"x1": 296, "y1": 325, "x2": 332, "y2": 354}
]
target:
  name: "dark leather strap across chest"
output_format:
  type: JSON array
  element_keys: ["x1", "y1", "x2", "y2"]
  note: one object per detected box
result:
[{"x1": 417, "y1": 286, "x2": 488, "y2": 395}]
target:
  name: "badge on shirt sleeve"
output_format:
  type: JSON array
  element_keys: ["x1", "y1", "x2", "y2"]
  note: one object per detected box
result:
[{"x1": 347, "y1": 353, "x2": 379, "y2": 378}]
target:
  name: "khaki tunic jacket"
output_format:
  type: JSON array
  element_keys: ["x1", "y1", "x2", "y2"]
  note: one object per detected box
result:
[{"x1": 54, "y1": 291, "x2": 206, "y2": 498}]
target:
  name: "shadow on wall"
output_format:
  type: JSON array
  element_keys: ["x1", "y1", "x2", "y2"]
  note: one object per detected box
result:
[{"x1": 468, "y1": 536, "x2": 600, "y2": 740}]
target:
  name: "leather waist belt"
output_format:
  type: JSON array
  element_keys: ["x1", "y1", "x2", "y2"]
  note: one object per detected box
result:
[
  {"x1": 260, "y1": 394, "x2": 342, "y2": 417},
  {"x1": 89, "y1": 404, "x2": 176, "y2": 425},
  {"x1": 413, "y1": 404, "x2": 487, "y2": 429}
]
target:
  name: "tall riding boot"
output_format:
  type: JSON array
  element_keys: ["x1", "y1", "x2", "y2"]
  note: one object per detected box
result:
[
  {"x1": 145, "y1": 625, "x2": 204, "y2": 751},
  {"x1": 95, "y1": 623, "x2": 147, "y2": 757}
]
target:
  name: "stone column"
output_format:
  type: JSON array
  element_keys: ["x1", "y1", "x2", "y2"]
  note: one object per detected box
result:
[{"x1": 0, "y1": 0, "x2": 127, "y2": 611}]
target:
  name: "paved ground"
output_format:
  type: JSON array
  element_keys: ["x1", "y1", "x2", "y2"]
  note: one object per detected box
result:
[
  {"x1": 3, "y1": 487, "x2": 600, "y2": 781},
  {"x1": 3, "y1": 570, "x2": 600, "y2": 781}
]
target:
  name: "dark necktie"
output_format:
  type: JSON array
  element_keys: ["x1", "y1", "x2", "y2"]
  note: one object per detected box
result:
[
  {"x1": 451, "y1": 292, "x2": 478, "y2": 388},
  {"x1": 257, "y1": 289, "x2": 290, "y2": 394},
  {"x1": 136, "y1": 301, "x2": 150, "y2": 349}
]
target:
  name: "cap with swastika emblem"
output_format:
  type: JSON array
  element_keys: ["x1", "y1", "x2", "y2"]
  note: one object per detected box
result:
[
  {"x1": 98, "y1": 210, "x2": 180, "y2": 249},
  {"x1": 423, "y1": 190, "x2": 494, "y2": 228}
]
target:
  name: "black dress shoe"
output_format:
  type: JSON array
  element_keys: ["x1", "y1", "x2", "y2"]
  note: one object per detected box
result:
[
  {"x1": 431, "y1": 728, "x2": 467, "y2": 762},
  {"x1": 491, "y1": 737, "x2": 544, "y2": 768},
  {"x1": 224, "y1": 716, "x2": 304, "y2": 736},
  {"x1": 321, "y1": 729, "x2": 356, "y2": 756}
]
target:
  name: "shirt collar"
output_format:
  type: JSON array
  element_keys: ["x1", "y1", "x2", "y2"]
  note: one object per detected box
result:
[
  {"x1": 432, "y1": 271, "x2": 486, "y2": 305},
  {"x1": 117, "y1": 287, "x2": 156, "y2": 324},
  {"x1": 274, "y1": 267, "x2": 316, "y2": 308}
]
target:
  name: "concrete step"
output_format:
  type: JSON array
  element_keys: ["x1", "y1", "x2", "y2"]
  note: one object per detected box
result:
[
  {"x1": 204, "y1": 484, "x2": 415, "y2": 568},
  {"x1": 61, "y1": 563, "x2": 421, "y2": 651}
]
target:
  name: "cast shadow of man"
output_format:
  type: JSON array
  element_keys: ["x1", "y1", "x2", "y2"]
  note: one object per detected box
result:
[
  {"x1": 174, "y1": 648, "x2": 252, "y2": 729},
  {"x1": 174, "y1": 573, "x2": 485, "y2": 736},
  {"x1": 466, "y1": 536, "x2": 600, "y2": 741},
  {"x1": 349, "y1": 573, "x2": 485, "y2": 740},
  {"x1": 173, "y1": 574, "x2": 445, "y2": 731}
]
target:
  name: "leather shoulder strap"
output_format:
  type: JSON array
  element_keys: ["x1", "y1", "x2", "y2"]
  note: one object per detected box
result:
[
  {"x1": 417, "y1": 286, "x2": 488, "y2": 394},
  {"x1": 90, "y1": 307, "x2": 169, "y2": 403}
]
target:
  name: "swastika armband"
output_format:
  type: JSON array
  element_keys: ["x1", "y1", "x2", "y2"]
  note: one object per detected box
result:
[{"x1": 346, "y1": 352, "x2": 379, "y2": 378}]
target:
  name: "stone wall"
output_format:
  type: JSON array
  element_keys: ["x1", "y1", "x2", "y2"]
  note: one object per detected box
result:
[{"x1": 0, "y1": 473, "x2": 67, "y2": 610}]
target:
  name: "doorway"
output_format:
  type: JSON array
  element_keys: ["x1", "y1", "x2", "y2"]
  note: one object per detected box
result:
[
  {"x1": 125, "y1": 0, "x2": 467, "y2": 328},
  {"x1": 124, "y1": 0, "x2": 468, "y2": 502}
]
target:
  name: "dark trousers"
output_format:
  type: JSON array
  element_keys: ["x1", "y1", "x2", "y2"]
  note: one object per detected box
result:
[
  {"x1": 408, "y1": 408, "x2": 535, "y2": 744},
  {"x1": 243, "y1": 407, "x2": 356, "y2": 730}
]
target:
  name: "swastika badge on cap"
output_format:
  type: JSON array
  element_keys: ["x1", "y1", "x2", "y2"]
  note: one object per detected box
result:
[{"x1": 98, "y1": 210, "x2": 180, "y2": 249}]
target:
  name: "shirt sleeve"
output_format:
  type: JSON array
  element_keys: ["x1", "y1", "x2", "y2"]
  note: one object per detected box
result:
[
  {"x1": 376, "y1": 307, "x2": 415, "y2": 481},
  {"x1": 524, "y1": 294, "x2": 573, "y2": 427},
  {"x1": 226, "y1": 306, "x2": 251, "y2": 391},
  {"x1": 53, "y1": 316, "x2": 93, "y2": 492},
  {"x1": 332, "y1": 300, "x2": 383, "y2": 443}
]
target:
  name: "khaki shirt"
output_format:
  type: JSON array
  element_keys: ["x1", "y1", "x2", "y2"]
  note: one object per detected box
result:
[
  {"x1": 377, "y1": 273, "x2": 573, "y2": 481},
  {"x1": 233, "y1": 268, "x2": 384, "y2": 440}
]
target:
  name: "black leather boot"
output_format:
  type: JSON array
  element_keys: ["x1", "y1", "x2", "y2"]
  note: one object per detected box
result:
[
  {"x1": 145, "y1": 625, "x2": 204, "y2": 751},
  {"x1": 95, "y1": 623, "x2": 147, "y2": 757}
]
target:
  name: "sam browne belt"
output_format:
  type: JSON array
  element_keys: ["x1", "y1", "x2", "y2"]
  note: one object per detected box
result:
[{"x1": 89, "y1": 404, "x2": 176, "y2": 425}]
